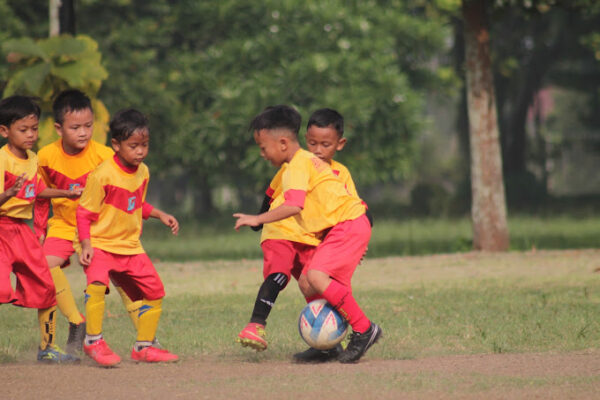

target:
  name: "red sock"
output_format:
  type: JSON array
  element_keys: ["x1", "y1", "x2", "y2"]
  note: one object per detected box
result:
[
  {"x1": 322, "y1": 280, "x2": 370, "y2": 333},
  {"x1": 305, "y1": 294, "x2": 324, "y2": 303}
]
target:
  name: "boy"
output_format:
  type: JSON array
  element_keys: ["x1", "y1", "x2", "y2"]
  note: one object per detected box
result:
[
  {"x1": 234, "y1": 105, "x2": 381, "y2": 363},
  {"x1": 0, "y1": 95, "x2": 81, "y2": 363},
  {"x1": 34, "y1": 90, "x2": 144, "y2": 354},
  {"x1": 77, "y1": 108, "x2": 179, "y2": 367}
]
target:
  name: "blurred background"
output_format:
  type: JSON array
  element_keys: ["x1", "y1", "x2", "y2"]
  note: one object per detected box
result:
[{"x1": 1, "y1": 0, "x2": 599, "y2": 257}]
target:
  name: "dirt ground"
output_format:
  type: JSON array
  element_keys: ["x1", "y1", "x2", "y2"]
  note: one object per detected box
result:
[{"x1": 2, "y1": 349, "x2": 599, "y2": 400}]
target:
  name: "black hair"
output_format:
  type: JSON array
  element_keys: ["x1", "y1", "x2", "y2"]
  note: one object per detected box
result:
[
  {"x1": 249, "y1": 105, "x2": 301, "y2": 137},
  {"x1": 109, "y1": 108, "x2": 149, "y2": 142},
  {"x1": 307, "y1": 108, "x2": 344, "y2": 137},
  {"x1": 53, "y1": 89, "x2": 93, "y2": 125},
  {"x1": 0, "y1": 95, "x2": 41, "y2": 127}
]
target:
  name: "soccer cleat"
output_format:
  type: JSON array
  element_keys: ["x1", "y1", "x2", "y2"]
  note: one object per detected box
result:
[
  {"x1": 292, "y1": 344, "x2": 343, "y2": 363},
  {"x1": 236, "y1": 322, "x2": 267, "y2": 351},
  {"x1": 37, "y1": 344, "x2": 80, "y2": 364},
  {"x1": 66, "y1": 320, "x2": 86, "y2": 354},
  {"x1": 131, "y1": 346, "x2": 179, "y2": 363},
  {"x1": 83, "y1": 339, "x2": 121, "y2": 367},
  {"x1": 337, "y1": 323, "x2": 382, "y2": 364}
]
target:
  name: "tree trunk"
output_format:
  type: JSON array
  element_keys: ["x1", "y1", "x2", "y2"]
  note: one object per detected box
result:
[
  {"x1": 462, "y1": 0, "x2": 509, "y2": 251},
  {"x1": 49, "y1": 0, "x2": 60, "y2": 37}
]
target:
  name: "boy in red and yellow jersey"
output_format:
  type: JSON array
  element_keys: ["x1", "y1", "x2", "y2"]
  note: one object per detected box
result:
[
  {"x1": 0, "y1": 95, "x2": 81, "y2": 363},
  {"x1": 234, "y1": 105, "x2": 381, "y2": 364},
  {"x1": 35, "y1": 90, "x2": 145, "y2": 354},
  {"x1": 77, "y1": 108, "x2": 179, "y2": 367}
]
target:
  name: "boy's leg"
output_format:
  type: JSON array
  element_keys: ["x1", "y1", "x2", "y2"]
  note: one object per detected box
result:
[
  {"x1": 83, "y1": 282, "x2": 121, "y2": 366},
  {"x1": 130, "y1": 298, "x2": 177, "y2": 363},
  {"x1": 37, "y1": 305, "x2": 80, "y2": 363},
  {"x1": 114, "y1": 284, "x2": 142, "y2": 330}
]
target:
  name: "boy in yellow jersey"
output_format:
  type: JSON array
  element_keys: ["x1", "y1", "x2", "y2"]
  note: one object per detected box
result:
[
  {"x1": 236, "y1": 163, "x2": 321, "y2": 352},
  {"x1": 77, "y1": 108, "x2": 179, "y2": 367},
  {"x1": 0, "y1": 95, "x2": 81, "y2": 363},
  {"x1": 35, "y1": 90, "x2": 145, "y2": 354},
  {"x1": 293, "y1": 107, "x2": 373, "y2": 362},
  {"x1": 234, "y1": 105, "x2": 381, "y2": 364}
]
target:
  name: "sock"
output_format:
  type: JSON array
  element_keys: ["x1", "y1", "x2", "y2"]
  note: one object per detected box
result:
[
  {"x1": 322, "y1": 280, "x2": 370, "y2": 333},
  {"x1": 115, "y1": 285, "x2": 141, "y2": 330},
  {"x1": 85, "y1": 283, "x2": 107, "y2": 336},
  {"x1": 137, "y1": 298, "x2": 162, "y2": 343},
  {"x1": 50, "y1": 266, "x2": 84, "y2": 325},
  {"x1": 84, "y1": 334, "x2": 102, "y2": 346},
  {"x1": 38, "y1": 305, "x2": 57, "y2": 350},
  {"x1": 134, "y1": 341, "x2": 153, "y2": 351},
  {"x1": 250, "y1": 273, "x2": 288, "y2": 326}
]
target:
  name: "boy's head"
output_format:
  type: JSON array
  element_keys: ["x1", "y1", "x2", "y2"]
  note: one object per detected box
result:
[
  {"x1": 109, "y1": 108, "x2": 149, "y2": 169},
  {"x1": 53, "y1": 89, "x2": 94, "y2": 154},
  {"x1": 250, "y1": 105, "x2": 302, "y2": 167},
  {"x1": 0, "y1": 95, "x2": 41, "y2": 156},
  {"x1": 305, "y1": 108, "x2": 346, "y2": 164}
]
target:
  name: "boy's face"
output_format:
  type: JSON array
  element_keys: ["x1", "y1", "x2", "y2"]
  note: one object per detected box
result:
[
  {"x1": 305, "y1": 124, "x2": 346, "y2": 164},
  {"x1": 56, "y1": 108, "x2": 94, "y2": 155},
  {"x1": 254, "y1": 129, "x2": 289, "y2": 167},
  {"x1": 111, "y1": 129, "x2": 149, "y2": 169},
  {"x1": 0, "y1": 114, "x2": 39, "y2": 158}
]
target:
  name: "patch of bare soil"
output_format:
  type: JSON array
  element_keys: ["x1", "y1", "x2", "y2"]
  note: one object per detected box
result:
[{"x1": 2, "y1": 350, "x2": 599, "y2": 400}]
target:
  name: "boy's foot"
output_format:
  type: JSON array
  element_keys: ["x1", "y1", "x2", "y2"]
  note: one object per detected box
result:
[
  {"x1": 236, "y1": 322, "x2": 267, "y2": 351},
  {"x1": 292, "y1": 344, "x2": 342, "y2": 363},
  {"x1": 83, "y1": 339, "x2": 121, "y2": 367},
  {"x1": 338, "y1": 323, "x2": 382, "y2": 364},
  {"x1": 66, "y1": 320, "x2": 86, "y2": 354},
  {"x1": 131, "y1": 346, "x2": 179, "y2": 363},
  {"x1": 37, "y1": 345, "x2": 80, "y2": 364}
]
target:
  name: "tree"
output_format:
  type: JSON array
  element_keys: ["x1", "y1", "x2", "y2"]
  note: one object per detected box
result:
[{"x1": 462, "y1": 0, "x2": 509, "y2": 251}]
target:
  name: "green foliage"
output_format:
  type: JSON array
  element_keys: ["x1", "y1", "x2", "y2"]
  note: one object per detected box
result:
[{"x1": 2, "y1": 34, "x2": 110, "y2": 146}]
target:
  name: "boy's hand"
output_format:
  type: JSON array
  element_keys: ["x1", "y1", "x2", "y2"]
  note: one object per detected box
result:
[
  {"x1": 159, "y1": 212, "x2": 179, "y2": 235},
  {"x1": 38, "y1": 234, "x2": 45, "y2": 246},
  {"x1": 233, "y1": 213, "x2": 261, "y2": 231},
  {"x1": 65, "y1": 186, "x2": 84, "y2": 198},
  {"x1": 7, "y1": 173, "x2": 26, "y2": 196},
  {"x1": 79, "y1": 239, "x2": 94, "y2": 266}
]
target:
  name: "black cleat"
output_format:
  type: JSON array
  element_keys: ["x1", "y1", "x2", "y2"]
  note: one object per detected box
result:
[
  {"x1": 66, "y1": 321, "x2": 86, "y2": 354},
  {"x1": 293, "y1": 344, "x2": 342, "y2": 363},
  {"x1": 338, "y1": 323, "x2": 382, "y2": 364}
]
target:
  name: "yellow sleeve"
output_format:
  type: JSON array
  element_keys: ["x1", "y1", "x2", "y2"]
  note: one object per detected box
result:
[{"x1": 79, "y1": 169, "x2": 105, "y2": 214}]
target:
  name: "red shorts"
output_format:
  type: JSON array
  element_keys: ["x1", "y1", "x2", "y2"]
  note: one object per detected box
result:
[
  {"x1": 306, "y1": 214, "x2": 371, "y2": 287},
  {"x1": 43, "y1": 237, "x2": 73, "y2": 268},
  {"x1": 85, "y1": 248, "x2": 165, "y2": 301},
  {"x1": 261, "y1": 239, "x2": 316, "y2": 286},
  {"x1": 0, "y1": 217, "x2": 56, "y2": 308}
]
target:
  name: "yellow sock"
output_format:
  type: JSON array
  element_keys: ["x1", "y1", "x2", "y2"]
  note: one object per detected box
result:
[
  {"x1": 38, "y1": 305, "x2": 57, "y2": 350},
  {"x1": 50, "y1": 266, "x2": 84, "y2": 325},
  {"x1": 85, "y1": 283, "x2": 107, "y2": 336},
  {"x1": 115, "y1": 286, "x2": 141, "y2": 330},
  {"x1": 137, "y1": 298, "x2": 162, "y2": 342}
]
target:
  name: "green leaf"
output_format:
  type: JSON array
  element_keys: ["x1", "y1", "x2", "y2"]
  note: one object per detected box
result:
[{"x1": 2, "y1": 37, "x2": 46, "y2": 60}]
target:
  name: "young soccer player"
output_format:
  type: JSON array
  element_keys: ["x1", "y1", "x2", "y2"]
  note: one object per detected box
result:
[
  {"x1": 0, "y1": 95, "x2": 82, "y2": 363},
  {"x1": 77, "y1": 108, "x2": 179, "y2": 367},
  {"x1": 234, "y1": 105, "x2": 382, "y2": 363},
  {"x1": 34, "y1": 89, "x2": 145, "y2": 354}
]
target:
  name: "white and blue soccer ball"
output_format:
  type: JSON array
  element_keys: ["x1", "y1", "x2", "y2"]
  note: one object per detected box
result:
[{"x1": 298, "y1": 299, "x2": 348, "y2": 350}]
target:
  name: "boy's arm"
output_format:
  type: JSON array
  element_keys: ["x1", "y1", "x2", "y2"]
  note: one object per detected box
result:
[
  {"x1": 0, "y1": 172, "x2": 25, "y2": 207},
  {"x1": 234, "y1": 204, "x2": 301, "y2": 231},
  {"x1": 76, "y1": 205, "x2": 98, "y2": 266},
  {"x1": 144, "y1": 202, "x2": 179, "y2": 235},
  {"x1": 38, "y1": 186, "x2": 83, "y2": 199}
]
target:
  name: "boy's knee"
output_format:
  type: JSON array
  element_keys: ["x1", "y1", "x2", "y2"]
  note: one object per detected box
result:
[{"x1": 306, "y1": 269, "x2": 330, "y2": 294}]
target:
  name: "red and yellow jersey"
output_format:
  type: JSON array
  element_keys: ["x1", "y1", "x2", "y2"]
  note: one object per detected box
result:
[
  {"x1": 281, "y1": 149, "x2": 366, "y2": 234},
  {"x1": 0, "y1": 145, "x2": 46, "y2": 219},
  {"x1": 330, "y1": 159, "x2": 359, "y2": 199},
  {"x1": 260, "y1": 165, "x2": 321, "y2": 246},
  {"x1": 37, "y1": 139, "x2": 113, "y2": 241},
  {"x1": 76, "y1": 155, "x2": 150, "y2": 255}
]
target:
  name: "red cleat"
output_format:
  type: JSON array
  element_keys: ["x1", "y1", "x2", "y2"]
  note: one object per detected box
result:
[
  {"x1": 131, "y1": 346, "x2": 179, "y2": 363},
  {"x1": 83, "y1": 339, "x2": 121, "y2": 367},
  {"x1": 236, "y1": 322, "x2": 267, "y2": 351}
]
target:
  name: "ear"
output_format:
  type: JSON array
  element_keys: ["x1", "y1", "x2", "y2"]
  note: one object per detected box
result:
[
  {"x1": 336, "y1": 137, "x2": 347, "y2": 151},
  {"x1": 110, "y1": 138, "x2": 120, "y2": 153},
  {"x1": 0, "y1": 125, "x2": 9, "y2": 139},
  {"x1": 54, "y1": 122, "x2": 63, "y2": 137},
  {"x1": 279, "y1": 136, "x2": 289, "y2": 150}
]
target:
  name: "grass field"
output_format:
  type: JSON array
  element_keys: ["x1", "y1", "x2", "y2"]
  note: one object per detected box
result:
[{"x1": 138, "y1": 214, "x2": 600, "y2": 261}]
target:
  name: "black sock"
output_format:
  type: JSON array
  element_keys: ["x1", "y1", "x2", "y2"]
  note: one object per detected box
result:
[{"x1": 250, "y1": 273, "x2": 288, "y2": 326}]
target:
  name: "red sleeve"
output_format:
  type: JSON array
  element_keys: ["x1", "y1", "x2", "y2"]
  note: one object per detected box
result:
[
  {"x1": 33, "y1": 197, "x2": 50, "y2": 239},
  {"x1": 142, "y1": 202, "x2": 154, "y2": 220},
  {"x1": 282, "y1": 189, "x2": 306, "y2": 209},
  {"x1": 76, "y1": 205, "x2": 99, "y2": 241}
]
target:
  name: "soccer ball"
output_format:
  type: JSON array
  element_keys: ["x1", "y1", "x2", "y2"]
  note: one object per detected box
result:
[{"x1": 298, "y1": 299, "x2": 348, "y2": 350}]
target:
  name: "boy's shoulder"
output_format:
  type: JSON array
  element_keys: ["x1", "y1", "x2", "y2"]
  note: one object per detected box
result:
[
  {"x1": 88, "y1": 140, "x2": 114, "y2": 157},
  {"x1": 330, "y1": 159, "x2": 349, "y2": 174},
  {"x1": 290, "y1": 149, "x2": 329, "y2": 172},
  {"x1": 36, "y1": 139, "x2": 61, "y2": 160}
]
